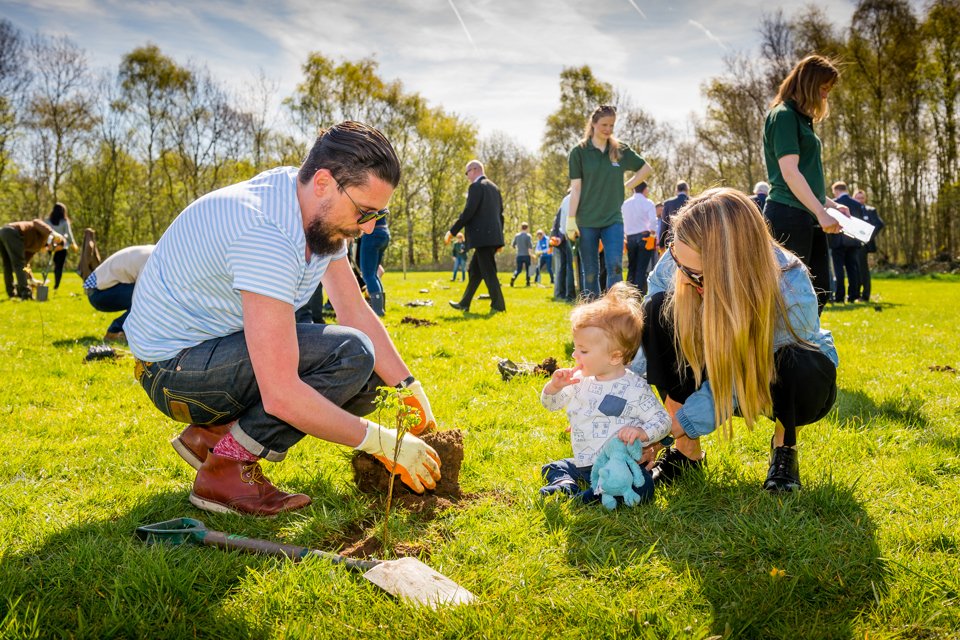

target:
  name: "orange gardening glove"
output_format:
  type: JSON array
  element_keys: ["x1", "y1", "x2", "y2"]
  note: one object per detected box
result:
[
  {"x1": 401, "y1": 379, "x2": 436, "y2": 436},
  {"x1": 356, "y1": 420, "x2": 441, "y2": 493}
]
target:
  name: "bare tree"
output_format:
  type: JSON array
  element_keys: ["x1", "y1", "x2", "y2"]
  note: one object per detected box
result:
[
  {"x1": 26, "y1": 33, "x2": 96, "y2": 204},
  {"x1": 0, "y1": 19, "x2": 31, "y2": 183},
  {"x1": 758, "y1": 9, "x2": 795, "y2": 94},
  {"x1": 239, "y1": 68, "x2": 280, "y2": 171}
]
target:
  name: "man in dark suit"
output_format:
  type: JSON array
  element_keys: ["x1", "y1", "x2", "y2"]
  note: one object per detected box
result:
[
  {"x1": 853, "y1": 189, "x2": 885, "y2": 302},
  {"x1": 658, "y1": 180, "x2": 690, "y2": 250},
  {"x1": 446, "y1": 160, "x2": 506, "y2": 312},
  {"x1": 830, "y1": 181, "x2": 864, "y2": 304}
]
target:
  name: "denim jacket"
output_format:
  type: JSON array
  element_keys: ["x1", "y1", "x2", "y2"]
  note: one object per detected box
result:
[{"x1": 628, "y1": 245, "x2": 839, "y2": 439}]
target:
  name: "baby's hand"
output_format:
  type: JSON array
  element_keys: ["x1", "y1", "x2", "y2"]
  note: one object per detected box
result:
[
  {"x1": 617, "y1": 427, "x2": 648, "y2": 445},
  {"x1": 546, "y1": 366, "x2": 581, "y2": 393}
]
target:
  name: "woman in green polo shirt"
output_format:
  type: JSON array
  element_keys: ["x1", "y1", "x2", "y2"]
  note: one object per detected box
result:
[
  {"x1": 566, "y1": 105, "x2": 651, "y2": 299},
  {"x1": 762, "y1": 54, "x2": 846, "y2": 314}
]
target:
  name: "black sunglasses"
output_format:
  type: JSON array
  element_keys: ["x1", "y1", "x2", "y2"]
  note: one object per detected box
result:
[
  {"x1": 334, "y1": 178, "x2": 389, "y2": 224},
  {"x1": 669, "y1": 243, "x2": 704, "y2": 287}
]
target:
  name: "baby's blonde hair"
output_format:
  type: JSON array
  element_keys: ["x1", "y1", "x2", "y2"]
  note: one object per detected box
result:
[{"x1": 570, "y1": 282, "x2": 644, "y2": 364}]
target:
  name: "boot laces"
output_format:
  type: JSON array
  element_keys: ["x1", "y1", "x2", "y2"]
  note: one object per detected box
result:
[
  {"x1": 770, "y1": 447, "x2": 796, "y2": 477},
  {"x1": 241, "y1": 462, "x2": 265, "y2": 485}
]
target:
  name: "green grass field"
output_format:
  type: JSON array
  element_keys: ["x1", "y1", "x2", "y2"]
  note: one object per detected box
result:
[{"x1": 1, "y1": 271, "x2": 958, "y2": 639}]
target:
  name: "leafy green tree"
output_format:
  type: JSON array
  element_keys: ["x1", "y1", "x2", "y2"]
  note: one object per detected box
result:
[
  {"x1": 540, "y1": 66, "x2": 614, "y2": 198},
  {"x1": 921, "y1": 0, "x2": 960, "y2": 257}
]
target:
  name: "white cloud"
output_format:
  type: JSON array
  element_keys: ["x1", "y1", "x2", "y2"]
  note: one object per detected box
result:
[
  {"x1": 688, "y1": 19, "x2": 727, "y2": 51},
  {"x1": 0, "y1": 0, "x2": 932, "y2": 151}
]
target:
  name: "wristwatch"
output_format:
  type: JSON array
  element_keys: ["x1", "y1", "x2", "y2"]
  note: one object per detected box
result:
[{"x1": 396, "y1": 375, "x2": 416, "y2": 389}]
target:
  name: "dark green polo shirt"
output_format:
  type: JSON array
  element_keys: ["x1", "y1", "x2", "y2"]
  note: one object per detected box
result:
[
  {"x1": 569, "y1": 141, "x2": 645, "y2": 227},
  {"x1": 763, "y1": 100, "x2": 825, "y2": 214}
]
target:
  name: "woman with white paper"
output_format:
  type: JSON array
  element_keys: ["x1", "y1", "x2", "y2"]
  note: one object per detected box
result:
[{"x1": 761, "y1": 54, "x2": 849, "y2": 314}]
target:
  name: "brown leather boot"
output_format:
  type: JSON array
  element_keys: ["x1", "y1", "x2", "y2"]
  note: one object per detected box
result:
[
  {"x1": 171, "y1": 423, "x2": 232, "y2": 470},
  {"x1": 189, "y1": 452, "x2": 311, "y2": 516}
]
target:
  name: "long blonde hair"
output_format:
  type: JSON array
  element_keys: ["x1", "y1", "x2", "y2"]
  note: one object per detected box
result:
[
  {"x1": 579, "y1": 105, "x2": 621, "y2": 163},
  {"x1": 771, "y1": 54, "x2": 839, "y2": 122},
  {"x1": 664, "y1": 188, "x2": 796, "y2": 436}
]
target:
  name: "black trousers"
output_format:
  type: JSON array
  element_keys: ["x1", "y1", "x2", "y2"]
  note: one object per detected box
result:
[
  {"x1": 459, "y1": 246, "x2": 506, "y2": 311},
  {"x1": 52, "y1": 249, "x2": 67, "y2": 288},
  {"x1": 764, "y1": 200, "x2": 830, "y2": 315},
  {"x1": 641, "y1": 292, "x2": 837, "y2": 446},
  {"x1": 831, "y1": 245, "x2": 861, "y2": 303},
  {"x1": 856, "y1": 250, "x2": 872, "y2": 301}
]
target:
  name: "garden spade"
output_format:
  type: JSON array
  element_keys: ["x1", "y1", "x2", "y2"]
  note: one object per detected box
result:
[{"x1": 135, "y1": 517, "x2": 474, "y2": 608}]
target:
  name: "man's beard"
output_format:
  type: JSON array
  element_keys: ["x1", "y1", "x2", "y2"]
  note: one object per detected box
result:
[{"x1": 305, "y1": 201, "x2": 353, "y2": 257}]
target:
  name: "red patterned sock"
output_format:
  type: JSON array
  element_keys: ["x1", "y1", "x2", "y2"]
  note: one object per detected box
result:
[{"x1": 213, "y1": 433, "x2": 259, "y2": 462}]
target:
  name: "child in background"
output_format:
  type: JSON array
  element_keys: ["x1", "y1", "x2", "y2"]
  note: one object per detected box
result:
[
  {"x1": 539, "y1": 282, "x2": 671, "y2": 503},
  {"x1": 534, "y1": 229, "x2": 553, "y2": 285},
  {"x1": 451, "y1": 232, "x2": 467, "y2": 282}
]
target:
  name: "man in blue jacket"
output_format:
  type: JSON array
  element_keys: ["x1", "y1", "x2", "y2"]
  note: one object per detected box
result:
[
  {"x1": 829, "y1": 181, "x2": 864, "y2": 304},
  {"x1": 853, "y1": 189, "x2": 885, "y2": 302}
]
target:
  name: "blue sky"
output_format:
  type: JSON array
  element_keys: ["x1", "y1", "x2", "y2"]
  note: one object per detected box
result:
[{"x1": 0, "y1": 0, "x2": 924, "y2": 150}]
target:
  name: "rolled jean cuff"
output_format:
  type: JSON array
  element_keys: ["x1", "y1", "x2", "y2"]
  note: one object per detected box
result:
[
  {"x1": 676, "y1": 407, "x2": 711, "y2": 439},
  {"x1": 231, "y1": 422, "x2": 287, "y2": 462}
]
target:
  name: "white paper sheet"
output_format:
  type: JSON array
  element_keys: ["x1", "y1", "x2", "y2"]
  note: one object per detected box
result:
[{"x1": 826, "y1": 208, "x2": 875, "y2": 244}]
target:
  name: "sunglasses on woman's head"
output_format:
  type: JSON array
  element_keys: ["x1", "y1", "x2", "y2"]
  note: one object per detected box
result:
[{"x1": 669, "y1": 243, "x2": 704, "y2": 287}]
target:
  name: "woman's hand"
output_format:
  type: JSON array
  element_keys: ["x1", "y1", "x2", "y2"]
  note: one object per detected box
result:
[
  {"x1": 815, "y1": 208, "x2": 842, "y2": 234},
  {"x1": 641, "y1": 441, "x2": 663, "y2": 469}
]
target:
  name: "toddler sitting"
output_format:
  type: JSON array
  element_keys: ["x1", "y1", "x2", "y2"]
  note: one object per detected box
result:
[{"x1": 539, "y1": 283, "x2": 671, "y2": 504}]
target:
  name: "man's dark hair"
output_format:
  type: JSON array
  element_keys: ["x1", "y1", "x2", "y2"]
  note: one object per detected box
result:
[
  {"x1": 298, "y1": 121, "x2": 401, "y2": 189},
  {"x1": 676, "y1": 181, "x2": 689, "y2": 193},
  {"x1": 635, "y1": 182, "x2": 647, "y2": 193}
]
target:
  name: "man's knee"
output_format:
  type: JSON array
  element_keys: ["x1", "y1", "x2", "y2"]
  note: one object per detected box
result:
[
  {"x1": 338, "y1": 329, "x2": 376, "y2": 379},
  {"x1": 298, "y1": 324, "x2": 375, "y2": 381}
]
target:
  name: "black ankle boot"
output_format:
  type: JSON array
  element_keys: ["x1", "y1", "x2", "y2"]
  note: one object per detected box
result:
[{"x1": 764, "y1": 445, "x2": 801, "y2": 492}]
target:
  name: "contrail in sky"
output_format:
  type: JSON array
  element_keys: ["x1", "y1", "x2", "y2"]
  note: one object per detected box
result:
[
  {"x1": 626, "y1": 0, "x2": 647, "y2": 19},
  {"x1": 689, "y1": 20, "x2": 727, "y2": 50},
  {"x1": 447, "y1": 0, "x2": 478, "y2": 51}
]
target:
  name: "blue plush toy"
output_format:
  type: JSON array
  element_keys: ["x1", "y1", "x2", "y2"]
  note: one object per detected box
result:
[{"x1": 590, "y1": 437, "x2": 649, "y2": 510}]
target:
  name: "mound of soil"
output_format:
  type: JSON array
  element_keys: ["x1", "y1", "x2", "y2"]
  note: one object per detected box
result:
[
  {"x1": 497, "y1": 356, "x2": 559, "y2": 381},
  {"x1": 400, "y1": 316, "x2": 437, "y2": 327},
  {"x1": 352, "y1": 429, "x2": 464, "y2": 510}
]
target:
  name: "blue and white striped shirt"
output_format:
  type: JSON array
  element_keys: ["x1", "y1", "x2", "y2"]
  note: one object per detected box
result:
[{"x1": 126, "y1": 167, "x2": 346, "y2": 362}]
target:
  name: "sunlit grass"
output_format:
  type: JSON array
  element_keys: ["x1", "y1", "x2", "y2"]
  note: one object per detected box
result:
[{"x1": 0, "y1": 271, "x2": 957, "y2": 639}]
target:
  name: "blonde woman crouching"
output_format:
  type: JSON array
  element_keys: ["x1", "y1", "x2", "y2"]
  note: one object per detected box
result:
[{"x1": 631, "y1": 188, "x2": 838, "y2": 492}]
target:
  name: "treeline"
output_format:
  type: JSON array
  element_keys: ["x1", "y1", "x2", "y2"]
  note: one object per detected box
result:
[{"x1": 0, "y1": 0, "x2": 957, "y2": 266}]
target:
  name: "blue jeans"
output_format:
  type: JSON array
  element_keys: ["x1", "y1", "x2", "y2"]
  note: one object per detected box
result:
[
  {"x1": 513, "y1": 255, "x2": 531, "y2": 284},
  {"x1": 88, "y1": 283, "x2": 135, "y2": 333},
  {"x1": 134, "y1": 324, "x2": 380, "y2": 461},
  {"x1": 358, "y1": 226, "x2": 389, "y2": 296},
  {"x1": 553, "y1": 242, "x2": 576, "y2": 301},
  {"x1": 452, "y1": 256, "x2": 466, "y2": 280},
  {"x1": 535, "y1": 254, "x2": 553, "y2": 283},
  {"x1": 578, "y1": 223, "x2": 624, "y2": 298}
]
